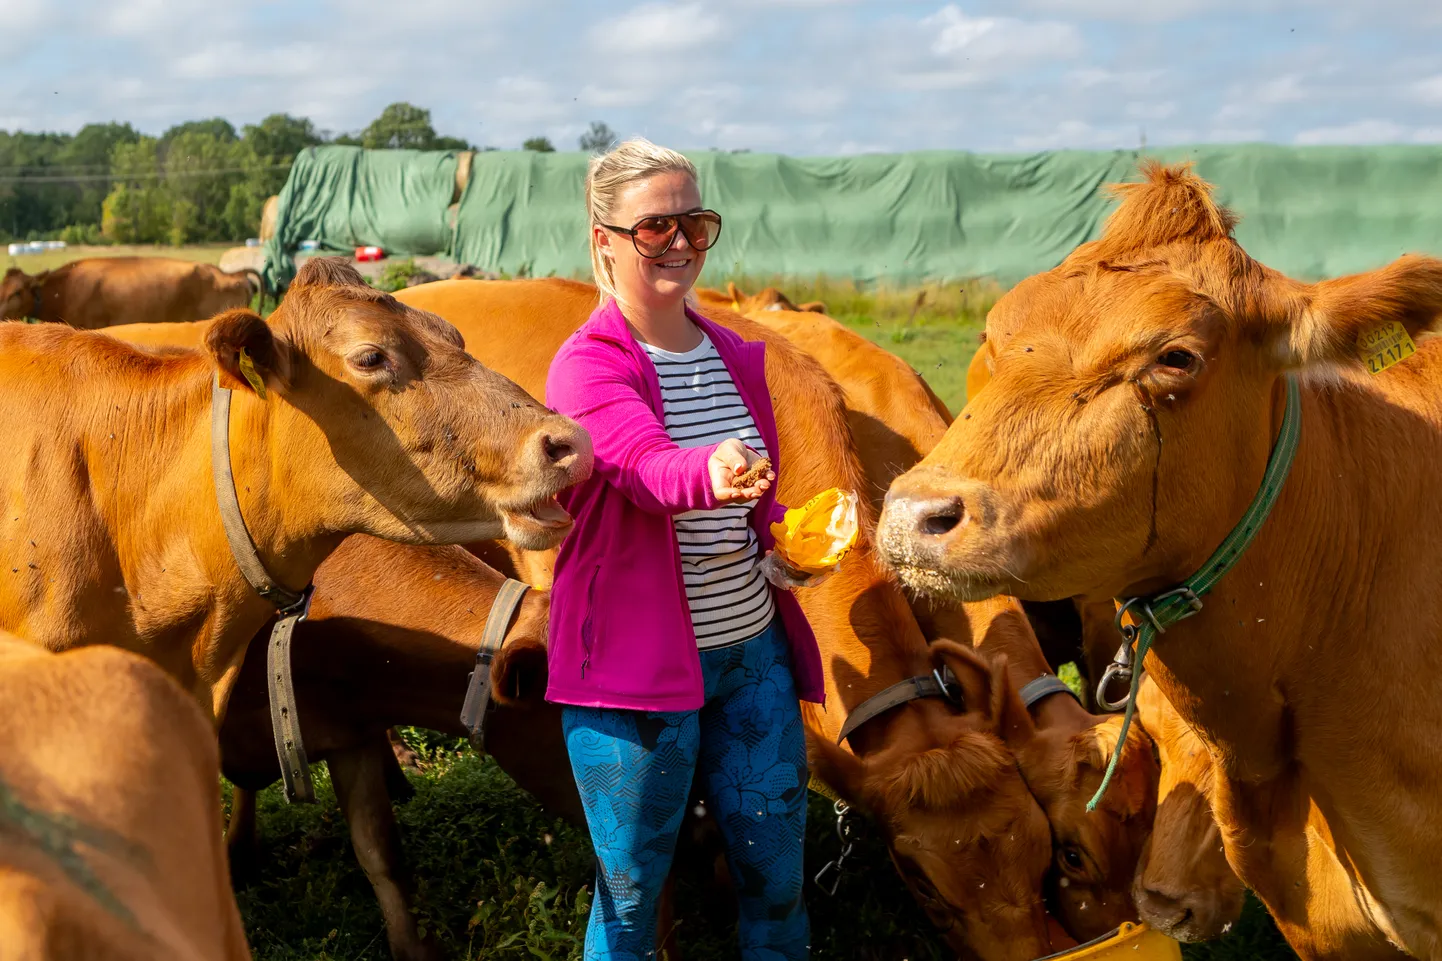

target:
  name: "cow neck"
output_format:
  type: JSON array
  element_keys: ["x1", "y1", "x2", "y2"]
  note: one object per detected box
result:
[
  {"x1": 1087, "y1": 373, "x2": 1301, "y2": 811},
  {"x1": 815, "y1": 558, "x2": 957, "y2": 758},
  {"x1": 1140, "y1": 373, "x2": 1395, "y2": 781},
  {"x1": 207, "y1": 375, "x2": 336, "y2": 600}
]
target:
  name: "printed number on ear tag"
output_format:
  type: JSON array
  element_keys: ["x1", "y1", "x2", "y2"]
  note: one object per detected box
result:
[
  {"x1": 1357, "y1": 321, "x2": 1417, "y2": 375},
  {"x1": 238, "y1": 348, "x2": 267, "y2": 399}
]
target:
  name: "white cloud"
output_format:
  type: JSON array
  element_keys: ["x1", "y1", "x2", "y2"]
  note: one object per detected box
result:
[
  {"x1": 1, "y1": 0, "x2": 1439, "y2": 158},
  {"x1": 590, "y1": 3, "x2": 726, "y2": 56},
  {"x1": 1125, "y1": 101, "x2": 1177, "y2": 121},
  {"x1": 1414, "y1": 75, "x2": 1442, "y2": 103},
  {"x1": 925, "y1": 5, "x2": 1082, "y2": 64},
  {"x1": 1254, "y1": 75, "x2": 1309, "y2": 105}
]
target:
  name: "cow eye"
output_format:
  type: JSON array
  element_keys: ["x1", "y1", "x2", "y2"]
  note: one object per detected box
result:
[
  {"x1": 1158, "y1": 349, "x2": 1197, "y2": 371},
  {"x1": 350, "y1": 349, "x2": 387, "y2": 372},
  {"x1": 1059, "y1": 845, "x2": 1086, "y2": 873}
]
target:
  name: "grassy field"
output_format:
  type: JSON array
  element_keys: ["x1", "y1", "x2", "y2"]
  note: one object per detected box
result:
[
  {"x1": 234, "y1": 728, "x2": 1297, "y2": 961},
  {"x1": 1, "y1": 243, "x2": 235, "y2": 273}
]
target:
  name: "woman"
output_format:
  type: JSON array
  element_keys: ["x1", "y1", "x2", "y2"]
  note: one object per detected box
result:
[{"x1": 545, "y1": 139, "x2": 827, "y2": 961}]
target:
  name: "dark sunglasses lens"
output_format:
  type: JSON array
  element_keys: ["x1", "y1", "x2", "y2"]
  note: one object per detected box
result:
[
  {"x1": 678, "y1": 212, "x2": 722, "y2": 251},
  {"x1": 632, "y1": 217, "x2": 679, "y2": 257}
]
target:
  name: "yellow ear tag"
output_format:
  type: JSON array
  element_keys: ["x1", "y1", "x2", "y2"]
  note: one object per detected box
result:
[
  {"x1": 238, "y1": 348, "x2": 267, "y2": 399},
  {"x1": 1357, "y1": 321, "x2": 1416, "y2": 375}
]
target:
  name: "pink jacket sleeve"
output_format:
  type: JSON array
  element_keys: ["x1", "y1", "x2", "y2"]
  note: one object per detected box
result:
[{"x1": 547, "y1": 339, "x2": 722, "y2": 516}]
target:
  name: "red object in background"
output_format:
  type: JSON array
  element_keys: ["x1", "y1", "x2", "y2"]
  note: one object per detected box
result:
[{"x1": 355, "y1": 245, "x2": 385, "y2": 262}]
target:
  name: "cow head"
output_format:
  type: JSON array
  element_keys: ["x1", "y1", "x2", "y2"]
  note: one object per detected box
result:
[
  {"x1": 954, "y1": 597, "x2": 1156, "y2": 941},
  {"x1": 207, "y1": 257, "x2": 593, "y2": 550},
  {"x1": 1007, "y1": 703, "x2": 1156, "y2": 939},
  {"x1": 1132, "y1": 678, "x2": 1243, "y2": 942},
  {"x1": 878, "y1": 160, "x2": 1442, "y2": 606},
  {"x1": 721, "y1": 281, "x2": 827, "y2": 315},
  {"x1": 0, "y1": 268, "x2": 38, "y2": 320},
  {"x1": 810, "y1": 643, "x2": 1062, "y2": 961}
]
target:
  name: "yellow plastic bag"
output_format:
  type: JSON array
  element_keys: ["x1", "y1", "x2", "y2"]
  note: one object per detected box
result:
[{"x1": 769, "y1": 488, "x2": 860, "y2": 576}]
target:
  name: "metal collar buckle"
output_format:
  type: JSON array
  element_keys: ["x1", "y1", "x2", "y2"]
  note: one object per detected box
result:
[{"x1": 274, "y1": 584, "x2": 315, "y2": 621}]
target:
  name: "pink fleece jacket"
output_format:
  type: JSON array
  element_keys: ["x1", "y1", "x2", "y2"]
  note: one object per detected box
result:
[{"x1": 542, "y1": 298, "x2": 825, "y2": 711}]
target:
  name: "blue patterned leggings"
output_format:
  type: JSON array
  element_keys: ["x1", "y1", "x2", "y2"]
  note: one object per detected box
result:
[{"x1": 562, "y1": 618, "x2": 809, "y2": 961}]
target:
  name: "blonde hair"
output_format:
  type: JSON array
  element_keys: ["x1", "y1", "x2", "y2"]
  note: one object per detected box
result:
[{"x1": 585, "y1": 138, "x2": 698, "y2": 303}]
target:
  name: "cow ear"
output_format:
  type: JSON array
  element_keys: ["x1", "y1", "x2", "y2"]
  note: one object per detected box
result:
[
  {"x1": 798, "y1": 301, "x2": 828, "y2": 313},
  {"x1": 807, "y1": 728, "x2": 873, "y2": 810},
  {"x1": 932, "y1": 641, "x2": 1036, "y2": 748},
  {"x1": 1274, "y1": 254, "x2": 1442, "y2": 371},
  {"x1": 1080, "y1": 714, "x2": 1157, "y2": 820},
  {"x1": 205, "y1": 309, "x2": 288, "y2": 395}
]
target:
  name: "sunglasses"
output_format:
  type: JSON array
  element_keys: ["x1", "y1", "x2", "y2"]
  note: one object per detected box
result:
[{"x1": 601, "y1": 209, "x2": 723, "y2": 258}]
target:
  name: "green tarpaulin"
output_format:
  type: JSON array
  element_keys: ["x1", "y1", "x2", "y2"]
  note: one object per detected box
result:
[
  {"x1": 262, "y1": 145, "x2": 460, "y2": 292},
  {"x1": 267, "y1": 143, "x2": 1442, "y2": 291}
]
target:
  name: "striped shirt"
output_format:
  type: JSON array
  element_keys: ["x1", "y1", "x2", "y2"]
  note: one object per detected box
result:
[{"x1": 640, "y1": 333, "x2": 776, "y2": 649}]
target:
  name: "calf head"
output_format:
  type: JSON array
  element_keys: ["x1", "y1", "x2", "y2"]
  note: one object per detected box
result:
[
  {"x1": 0, "y1": 268, "x2": 38, "y2": 320},
  {"x1": 810, "y1": 643, "x2": 1059, "y2": 961},
  {"x1": 1133, "y1": 678, "x2": 1243, "y2": 942},
  {"x1": 207, "y1": 258, "x2": 592, "y2": 550},
  {"x1": 879, "y1": 160, "x2": 1442, "y2": 607},
  {"x1": 1008, "y1": 705, "x2": 1156, "y2": 939},
  {"x1": 963, "y1": 597, "x2": 1156, "y2": 941}
]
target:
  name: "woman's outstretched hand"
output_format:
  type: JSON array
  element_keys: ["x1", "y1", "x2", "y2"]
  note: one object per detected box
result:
[{"x1": 709, "y1": 438, "x2": 773, "y2": 503}]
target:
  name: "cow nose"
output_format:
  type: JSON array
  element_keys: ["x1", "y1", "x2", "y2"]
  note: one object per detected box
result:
[
  {"x1": 1135, "y1": 885, "x2": 1196, "y2": 937},
  {"x1": 543, "y1": 435, "x2": 574, "y2": 465},
  {"x1": 532, "y1": 422, "x2": 594, "y2": 481},
  {"x1": 889, "y1": 494, "x2": 965, "y2": 537}
]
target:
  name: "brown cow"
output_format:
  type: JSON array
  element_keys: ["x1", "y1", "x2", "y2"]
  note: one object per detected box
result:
[
  {"x1": 1132, "y1": 676, "x2": 1243, "y2": 943},
  {"x1": 394, "y1": 278, "x2": 1068, "y2": 960},
  {"x1": 220, "y1": 536, "x2": 565, "y2": 961},
  {"x1": 1, "y1": 257, "x2": 264, "y2": 328},
  {"x1": 878, "y1": 161, "x2": 1442, "y2": 959},
  {"x1": 0, "y1": 257, "x2": 591, "y2": 721},
  {"x1": 0, "y1": 633, "x2": 248, "y2": 960}
]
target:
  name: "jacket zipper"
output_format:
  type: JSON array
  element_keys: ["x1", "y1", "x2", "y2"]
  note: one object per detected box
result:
[{"x1": 579, "y1": 564, "x2": 601, "y2": 679}]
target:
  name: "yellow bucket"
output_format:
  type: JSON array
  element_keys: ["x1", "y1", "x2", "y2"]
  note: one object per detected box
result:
[{"x1": 1037, "y1": 922, "x2": 1181, "y2": 960}]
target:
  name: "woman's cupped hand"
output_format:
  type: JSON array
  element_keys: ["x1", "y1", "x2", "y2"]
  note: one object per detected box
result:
[{"x1": 708, "y1": 438, "x2": 773, "y2": 503}]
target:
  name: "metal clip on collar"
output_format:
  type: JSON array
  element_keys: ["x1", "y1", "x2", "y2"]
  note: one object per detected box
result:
[{"x1": 812, "y1": 800, "x2": 856, "y2": 897}]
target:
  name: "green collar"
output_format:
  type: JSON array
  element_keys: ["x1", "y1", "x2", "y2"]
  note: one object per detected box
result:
[{"x1": 1087, "y1": 374, "x2": 1302, "y2": 811}]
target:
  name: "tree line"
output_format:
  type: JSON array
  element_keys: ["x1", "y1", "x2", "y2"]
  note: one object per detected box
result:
[{"x1": 0, "y1": 105, "x2": 618, "y2": 245}]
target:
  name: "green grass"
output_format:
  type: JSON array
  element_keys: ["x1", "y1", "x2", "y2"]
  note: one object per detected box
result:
[
  {"x1": 235, "y1": 728, "x2": 1297, "y2": 961},
  {"x1": 234, "y1": 728, "x2": 945, "y2": 961}
]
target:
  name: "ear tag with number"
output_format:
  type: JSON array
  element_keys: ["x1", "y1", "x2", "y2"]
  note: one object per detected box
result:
[
  {"x1": 238, "y1": 348, "x2": 267, "y2": 399},
  {"x1": 1357, "y1": 321, "x2": 1417, "y2": 375}
]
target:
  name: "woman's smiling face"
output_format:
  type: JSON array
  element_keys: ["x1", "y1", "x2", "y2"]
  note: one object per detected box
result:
[{"x1": 595, "y1": 169, "x2": 706, "y2": 309}]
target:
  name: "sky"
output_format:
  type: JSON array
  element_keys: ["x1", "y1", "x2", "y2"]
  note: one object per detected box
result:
[{"x1": 4, "y1": 0, "x2": 1441, "y2": 155}]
